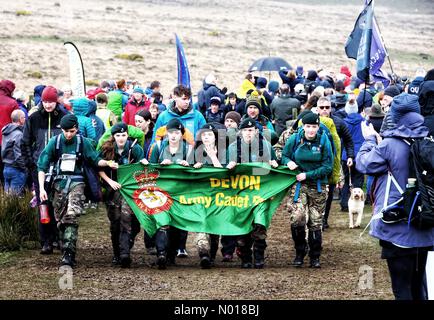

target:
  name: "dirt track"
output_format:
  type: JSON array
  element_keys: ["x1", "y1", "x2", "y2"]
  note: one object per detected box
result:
[{"x1": 0, "y1": 200, "x2": 393, "y2": 300}]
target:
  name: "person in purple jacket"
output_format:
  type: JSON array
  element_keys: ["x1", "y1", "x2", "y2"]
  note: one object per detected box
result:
[{"x1": 356, "y1": 107, "x2": 434, "y2": 300}]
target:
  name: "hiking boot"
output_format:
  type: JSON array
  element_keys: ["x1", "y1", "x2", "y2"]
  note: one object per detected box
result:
[
  {"x1": 241, "y1": 262, "x2": 253, "y2": 269},
  {"x1": 292, "y1": 252, "x2": 305, "y2": 267},
  {"x1": 341, "y1": 206, "x2": 349, "y2": 212},
  {"x1": 200, "y1": 256, "x2": 212, "y2": 269},
  {"x1": 120, "y1": 256, "x2": 132, "y2": 268},
  {"x1": 222, "y1": 254, "x2": 233, "y2": 262},
  {"x1": 157, "y1": 255, "x2": 167, "y2": 270},
  {"x1": 322, "y1": 218, "x2": 329, "y2": 230},
  {"x1": 176, "y1": 249, "x2": 188, "y2": 258},
  {"x1": 146, "y1": 247, "x2": 157, "y2": 255},
  {"x1": 310, "y1": 258, "x2": 321, "y2": 268},
  {"x1": 40, "y1": 243, "x2": 53, "y2": 255},
  {"x1": 112, "y1": 255, "x2": 121, "y2": 265},
  {"x1": 61, "y1": 251, "x2": 76, "y2": 268},
  {"x1": 254, "y1": 259, "x2": 264, "y2": 269}
]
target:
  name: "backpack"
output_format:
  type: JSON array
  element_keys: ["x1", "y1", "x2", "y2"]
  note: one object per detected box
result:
[
  {"x1": 408, "y1": 136, "x2": 434, "y2": 229},
  {"x1": 380, "y1": 136, "x2": 434, "y2": 229},
  {"x1": 53, "y1": 134, "x2": 103, "y2": 202}
]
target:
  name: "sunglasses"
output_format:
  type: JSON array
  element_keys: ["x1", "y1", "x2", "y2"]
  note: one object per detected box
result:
[{"x1": 318, "y1": 105, "x2": 331, "y2": 110}]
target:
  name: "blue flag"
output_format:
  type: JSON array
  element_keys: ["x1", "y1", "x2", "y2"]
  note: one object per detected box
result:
[
  {"x1": 356, "y1": 0, "x2": 373, "y2": 81},
  {"x1": 175, "y1": 34, "x2": 191, "y2": 88},
  {"x1": 345, "y1": 1, "x2": 388, "y2": 83}
]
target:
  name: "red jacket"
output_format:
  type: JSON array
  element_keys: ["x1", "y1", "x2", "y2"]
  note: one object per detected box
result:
[
  {"x1": 122, "y1": 97, "x2": 150, "y2": 126},
  {"x1": 0, "y1": 80, "x2": 19, "y2": 145}
]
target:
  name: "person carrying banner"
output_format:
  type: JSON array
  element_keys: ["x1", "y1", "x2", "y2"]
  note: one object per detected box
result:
[
  {"x1": 98, "y1": 122, "x2": 145, "y2": 267},
  {"x1": 227, "y1": 117, "x2": 278, "y2": 269},
  {"x1": 281, "y1": 112, "x2": 334, "y2": 268},
  {"x1": 37, "y1": 114, "x2": 117, "y2": 267},
  {"x1": 192, "y1": 123, "x2": 225, "y2": 269},
  {"x1": 148, "y1": 118, "x2": 194, "y2": 269}
]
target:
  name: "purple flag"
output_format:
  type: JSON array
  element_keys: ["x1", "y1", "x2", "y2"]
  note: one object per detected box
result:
[
  {"x1": 345, "y1": 0, "x2": 390, "y2": 85},
  {"x1": 369, "y1": 3, "x2": 387, "y2": 75},
  {"x1": 175, "y1": 34, "x2": 191, "y2": 88}
]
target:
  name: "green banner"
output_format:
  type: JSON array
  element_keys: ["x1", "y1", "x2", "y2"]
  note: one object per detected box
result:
[{"x1": 118, "y1": 163, "x2": 297, "y2": 236}]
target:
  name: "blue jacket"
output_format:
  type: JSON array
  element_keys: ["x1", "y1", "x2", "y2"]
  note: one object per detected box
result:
[
  {"x1": 278, "y1": 70, "x2": 302, "y2": 94},
  {"x1": 71, "y1": 98, "x2": 97, "y2": 141},
  {"x1": 200, "y1": 82, "x2": 226, "y2": 109},
  {"x1": 356, "y1": 112, "x2": 434, "y2": 247},
  {"x1": 342, "y1": 113, "x2": 365, "y2": 161},
  {"x1": 152, "y1": 100, "x2": 206, "y2": 144},
  {"x1": 86, "y1": 100, "x2": 105, "y2": 141}
]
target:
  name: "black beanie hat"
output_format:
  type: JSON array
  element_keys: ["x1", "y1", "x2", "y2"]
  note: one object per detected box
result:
[
  {"x1": 166, "y1": 118, "x2": 185, "y2": 134},
  {"x1": 383, "y1": 85, "x2": 400, "y2": 98},
  {"x1": 60, "y1": 114, "x2": 78, "y2": 130},
  {"x1": 111, "y1": 122, "x2": 128, "y2": 135},
  {"x1": 301, "y1": 112, "x2": 320, "y2": 125},
  {"x1": 239, "y1": 117, "x2": 257, "y2": 130}
]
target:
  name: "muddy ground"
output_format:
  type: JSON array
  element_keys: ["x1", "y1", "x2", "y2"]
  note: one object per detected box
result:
[{"x1": 0, "y1": 200, "x2": 393, "y2": 300}]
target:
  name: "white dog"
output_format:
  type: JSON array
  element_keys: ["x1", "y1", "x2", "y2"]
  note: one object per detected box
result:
[{"x1": 348, "y1": 188, "x2": 365, "y2": 229}]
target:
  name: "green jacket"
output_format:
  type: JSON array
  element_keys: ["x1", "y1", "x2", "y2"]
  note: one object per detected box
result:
[
  {"x1": 96, "y1": 125, "x2": 145, "y2": 151},
  {"x1": 149, "y1": 139, "x2": 194, "y2": 164},
  {"x1": 281, "y1": 131, "x2": 333, "y2": 184},
  {"x1": 227, "y1": 136, "x2": 277, "y2": 163},
  {"x1": 106, "y1": 90, "x2": 126, "y2": 121},
  {"x1": 38, "y1": 134, "x2": 101, "y2": 175}
]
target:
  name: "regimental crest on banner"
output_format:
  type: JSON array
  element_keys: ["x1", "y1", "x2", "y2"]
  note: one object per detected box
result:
[{"x1": 133, "y1": 168, "x2": 173, "y2": 215}]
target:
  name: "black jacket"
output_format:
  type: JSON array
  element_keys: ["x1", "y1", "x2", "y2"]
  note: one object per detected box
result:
[
  {"x1": 21, "y1": 105, "x2": 68, "y2": 167},
  {"x1": 331, "y1": 115, "x2": 355, "y2": 160}
]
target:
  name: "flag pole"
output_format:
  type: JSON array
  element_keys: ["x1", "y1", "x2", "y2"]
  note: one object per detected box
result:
[{"x1": 372, "y1": 13, "x2": 395, "y2": 78}]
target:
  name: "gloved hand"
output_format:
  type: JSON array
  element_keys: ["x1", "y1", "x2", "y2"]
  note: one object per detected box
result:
[{"x1": 221, "y1": 87, "x2": 228, "y2": 94}]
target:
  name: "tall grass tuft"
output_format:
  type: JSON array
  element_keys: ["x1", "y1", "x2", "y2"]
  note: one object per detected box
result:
[{"x1": 0, "y1": 189, "x2": 39, "y2": 251}]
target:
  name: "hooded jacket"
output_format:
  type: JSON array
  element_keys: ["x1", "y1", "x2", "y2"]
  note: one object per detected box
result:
[
  {"x1": 71, "y1": 98, "x2": 96, "y2": 141},
  {"x1": 107, "y1": 89, "x2": 129, "y2": 121},
  {"x1": 86, "y1": 100, "x2": 105, "y2": 141},
  {"x1": 199, "y1": 81, "x2": 226, "y2": 110},
  {"x1": 236, "y1": 79, "x2": 256, "y2": 99},
  {"x1": 1, "y1": 124, "x2": 26, "y2": 169},
  {"x1": 356, "y1": 112, "x2": 434, "y2": 247},
  {"x1": 418, "y1": 79, "x2": 434, "y2": 136},
  {"x1": 152, "y1": 100, "x2": 206, "y2": 144},
  {"x1": 33, "y1": 85, "x2": 46, "y2": 107},
  {"x1": 0, "y1": 80, "x2": 19, "y2": 145}
]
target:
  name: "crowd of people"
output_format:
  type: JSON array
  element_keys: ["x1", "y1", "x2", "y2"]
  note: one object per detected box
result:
[{"x1": 1, "y1": 64, "x2": 433, "y2": 300}]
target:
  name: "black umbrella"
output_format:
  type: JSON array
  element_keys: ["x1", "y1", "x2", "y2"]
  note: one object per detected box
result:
[{"x1": 248, "y1": 56, "x2": 292, "y2": 72}]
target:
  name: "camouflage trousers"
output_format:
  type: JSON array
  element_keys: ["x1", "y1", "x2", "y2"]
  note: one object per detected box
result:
[
  {"x1": 52, "y1": 182, "x2": 86, "y2": 253},
  {"x1": 106, "y1": 189, "x2": 138, "y2": 258},
  {"x1": 195, "y1": 233, "x2": 220, "y2": 259},
  {"x1": 287, "y1": 182, "x2": 327, "y2": 232}
]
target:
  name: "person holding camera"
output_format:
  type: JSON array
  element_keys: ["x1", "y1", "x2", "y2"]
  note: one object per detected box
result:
[{"x1": 356, "y1": 101, "x2": 434, "y2": 300}]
